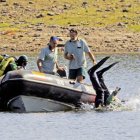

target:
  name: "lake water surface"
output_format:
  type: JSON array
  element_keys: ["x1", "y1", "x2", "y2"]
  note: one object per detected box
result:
[{"x1": 0, "y1": 54, "x2": 139, "y2": 140}]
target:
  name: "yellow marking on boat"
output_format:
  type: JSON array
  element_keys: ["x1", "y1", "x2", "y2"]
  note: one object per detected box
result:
[{"x1": 32, "y1": 71, "x2": 46, "y2": 77}]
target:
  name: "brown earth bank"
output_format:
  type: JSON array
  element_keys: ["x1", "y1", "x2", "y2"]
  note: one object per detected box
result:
[
  {"x1": 1, "y1": 25, "x2": 140, "y2": 54},
  {"x1": 0, "y1": 0, "x2": 140, "y2": 54}
]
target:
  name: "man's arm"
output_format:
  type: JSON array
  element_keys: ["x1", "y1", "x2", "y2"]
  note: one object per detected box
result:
[
  {"x1": 64, "y1": 42, "x2": 74, "y2": 60},
  {"x1": 55, "y1": 61, "x2": 64, "y2": 71},
  {"x1": 64, "y1": 52, "x2": 68, "y2": 59},
  {"x1": 82, "y1": 39, "x2": 96, "y2": 65},
  {"x1": 87, "y1": 51, "x2": 97, "y2": 65},
  {"x1": 37, "y1": 59, "x2": 43, "y2": 72},
  {"x1": 64, "y1": 53, "x2": 70, "y2": 60}
]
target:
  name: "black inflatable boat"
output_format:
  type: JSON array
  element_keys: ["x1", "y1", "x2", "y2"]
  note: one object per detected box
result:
[{"x1": 0, "y1": 70, "x2": 96, "y2": 112}]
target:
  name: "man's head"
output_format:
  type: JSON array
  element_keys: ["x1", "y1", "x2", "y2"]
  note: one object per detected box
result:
[
  {"x1": 49, "y1": 36, "x2": 59, "y2": 49},
  {"x1": 69, "y1": 28, "x2": 78, "y2": 40},
  {"x1": 16, "y1": 55, "x2": 28, "y2": 67}
]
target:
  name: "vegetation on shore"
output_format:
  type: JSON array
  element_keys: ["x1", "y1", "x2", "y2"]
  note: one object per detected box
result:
[
  {"x1": 0, "y1": 0, "x2": 140, "y2": 31},
  {"x1": 0, "y1": 0, "x2": 139, "y2": 53}
]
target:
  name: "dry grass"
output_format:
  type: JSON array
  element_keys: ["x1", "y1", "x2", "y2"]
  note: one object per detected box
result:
[{"x1": 0, "y1": 0, "x2": 139, "y2": 32}]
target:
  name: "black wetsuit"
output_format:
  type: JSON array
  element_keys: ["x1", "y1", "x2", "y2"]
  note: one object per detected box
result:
[{"x1": 88, "y1": 56, "x2": 119, "y2": 108}]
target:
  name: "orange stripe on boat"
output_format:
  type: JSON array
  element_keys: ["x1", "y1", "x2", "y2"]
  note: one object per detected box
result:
[{"x1": 32, "y1": 71, "x2": 46, "y2": 77}]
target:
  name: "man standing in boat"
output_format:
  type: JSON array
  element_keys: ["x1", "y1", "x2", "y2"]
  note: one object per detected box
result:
[
  {"x1": 64, "y1": 28, "x2": 96, "y2": 83},
  {"x1": 37, "y1": 36, "x2": 64, "y2": 75}
]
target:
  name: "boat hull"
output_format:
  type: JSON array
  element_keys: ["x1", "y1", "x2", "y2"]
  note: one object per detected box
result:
[
  {"x1": 0, "y1": 70, "x2": 96, "y2": 112},
  {"x1": 7, "y1": 95, "x2": 74, "y2": 113}
]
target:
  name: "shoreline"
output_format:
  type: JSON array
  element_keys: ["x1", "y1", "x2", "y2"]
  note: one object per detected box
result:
[
  {"x1": 0, "y1": 0, "x2": 139, "y2": 54},
  {"x1": 1, "y1": 26, "x2": 139, "y2": 54},
  {"x1": 2, "y1": 51, "x2": 140, "y2": 56}
]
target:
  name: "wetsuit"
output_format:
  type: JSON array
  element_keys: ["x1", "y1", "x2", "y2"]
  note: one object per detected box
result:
[{"x1": 88, "y1": 56, "x2": 119, "y2": 108}]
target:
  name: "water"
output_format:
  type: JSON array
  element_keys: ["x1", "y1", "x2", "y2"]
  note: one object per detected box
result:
[{"x1": 0, "y1": 54, "x2": 140, "y2": 140}]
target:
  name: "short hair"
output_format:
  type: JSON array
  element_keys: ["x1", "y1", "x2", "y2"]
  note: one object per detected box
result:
[{"x1": 69, "y1": 28, "x2": 78, "y2": 34}]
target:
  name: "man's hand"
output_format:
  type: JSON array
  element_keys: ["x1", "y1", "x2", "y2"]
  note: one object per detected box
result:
[
  {"x1": 57, "y1": 66, "x2": 64, "y2": 71},
  {"x1": 67, "y1": 54, "x2": 75, "y2": 60},
  {"x1": 93, "y1": 61, "x2": 97, "y2": 65}
]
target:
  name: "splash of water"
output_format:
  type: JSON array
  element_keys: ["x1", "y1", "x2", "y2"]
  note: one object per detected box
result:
[
  {"x1": 125, "y1": 95, "x2": 140, "y2": 111},
  {"x1": 80, "y1": 91, "x2": 140, "y2": 112},
  {"x1": 80, "y1": 98, "x2": 132, "y2": 112},
  {"x1": 80, "y1": 103, "x2": 94, "y2": 111}
]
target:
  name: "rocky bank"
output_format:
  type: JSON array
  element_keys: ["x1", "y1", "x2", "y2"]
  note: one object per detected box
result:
[{"x1": 0, "y1": 0, "x2": 139, "y2": 54}]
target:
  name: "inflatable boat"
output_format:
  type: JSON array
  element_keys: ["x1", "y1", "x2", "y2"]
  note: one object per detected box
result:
[{"x1": 0, "y1": 70, "x2": 96, "y2": 112}]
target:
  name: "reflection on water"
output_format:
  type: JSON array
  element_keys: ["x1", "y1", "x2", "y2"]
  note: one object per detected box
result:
[{"x1": 0, "y1": 54, "x2": 140, "y2": 140}]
